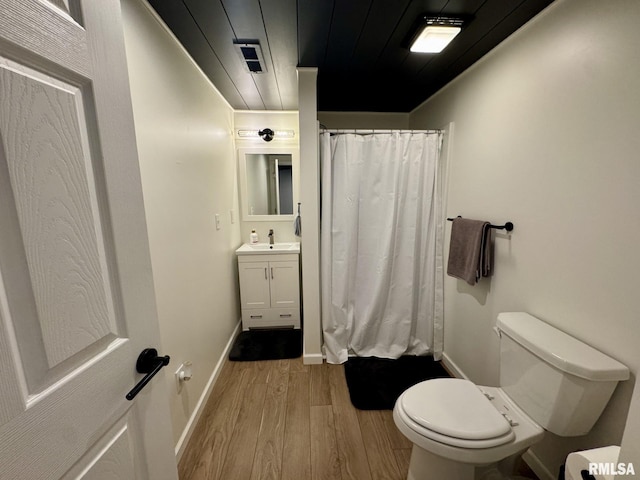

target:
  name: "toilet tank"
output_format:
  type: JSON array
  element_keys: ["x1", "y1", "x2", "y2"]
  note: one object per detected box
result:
[{"x1": 496, "y1": 312, "x2": 629, "y2": 437}]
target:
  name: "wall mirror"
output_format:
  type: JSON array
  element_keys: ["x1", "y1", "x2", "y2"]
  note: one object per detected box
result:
[{"x1": 238, "y1": 147, "x2": 298, "y2": 221}]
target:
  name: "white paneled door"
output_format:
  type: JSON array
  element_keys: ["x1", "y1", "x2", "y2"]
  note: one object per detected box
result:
[{"x1": 0, "y1": 1, "x2": 177, "y2": 479}]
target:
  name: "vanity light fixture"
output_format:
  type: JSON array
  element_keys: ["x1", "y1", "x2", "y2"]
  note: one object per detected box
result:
[
  {"x1": 259, "y1": 128, "x2": 275, "y2": 142},
  {"x1": 237, "y1": 129, "x2": 295, "y2": 142},
  {"x1": 407, "y1": 16, "x2": 467, "y2": 53}
]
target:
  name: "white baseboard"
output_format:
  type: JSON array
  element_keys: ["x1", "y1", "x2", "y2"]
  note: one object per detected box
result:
[
  {"x1": 303, "y1": 352, "x2": 324, "y2": 365},
  {"x1": 174, "y1": 320, "x2": 242, "y2": 460},
  {"x1": 522, "y1": 449, "x2": 556, "y2": 480},
  {"x1": 303, "y1": 335, "x2": 324, "y2": 364},
  {"x1": 441, "y1": 352, "x2": 469, "y2": 380}
]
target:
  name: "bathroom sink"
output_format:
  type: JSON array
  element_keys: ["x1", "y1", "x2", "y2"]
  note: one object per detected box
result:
[
  {"x1": 236, "y1": 242, "x2": 300, "y2": 255},
  {"x1": 246, "y1": 243, "x2": 297, "y2": 251}
]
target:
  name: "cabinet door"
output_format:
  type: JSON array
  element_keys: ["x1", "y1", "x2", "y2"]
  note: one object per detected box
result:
[
  {"x1": 238, "y1": 262, "x2": 271, "y2": 309},
  {"x1": 269, "y1": 261, "x2": 300, "y2": 308}
]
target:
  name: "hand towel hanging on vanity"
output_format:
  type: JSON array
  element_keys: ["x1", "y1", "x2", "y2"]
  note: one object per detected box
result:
[{"x1": 447, "y1": 217, "x2": 493, "y2": 285}]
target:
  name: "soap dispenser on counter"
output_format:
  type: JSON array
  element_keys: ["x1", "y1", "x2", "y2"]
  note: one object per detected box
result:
[{"x1": 249, "y1": 229, "x2": 259, "y2": 244}]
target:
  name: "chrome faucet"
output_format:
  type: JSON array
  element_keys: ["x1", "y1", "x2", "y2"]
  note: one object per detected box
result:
[{"x1": 268, "y1": 229, "x2": 274, "y2": 244}]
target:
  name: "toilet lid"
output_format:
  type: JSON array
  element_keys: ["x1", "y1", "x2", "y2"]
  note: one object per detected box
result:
[{"x1": 401, "y1": 378, "x2": 512, "y2": 441}]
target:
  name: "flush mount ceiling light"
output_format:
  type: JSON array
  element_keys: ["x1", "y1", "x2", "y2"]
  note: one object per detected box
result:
[
  {"x1": 237, "y1": 129, "x2": 295, "y2": 142},
  {"x1": 407, "y1": 16, "x2": 467, "y2": 53}
]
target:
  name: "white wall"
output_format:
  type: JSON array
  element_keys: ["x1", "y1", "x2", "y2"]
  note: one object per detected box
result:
[
  {"x1": 410, "y1": 0, "x2": 640, "y2": 476},
  {"x1": 298, "y1": 68, "x2": 323, "y2": 364},
  {"x1": 122, "y1": 0, "x2": 241, "y2": 454},
  {"x1": 318, "y1": 111, "x2": 409, "y2": 129},
  {"x1": 234, "y1": 110, "x2": 299, "y2": 244}
]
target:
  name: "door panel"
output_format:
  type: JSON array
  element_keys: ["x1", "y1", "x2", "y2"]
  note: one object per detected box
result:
[
  {"x1": 0, "y1": 0, "x2": 177, "y2": 478},
  {"x1": 76, "y1": 425, "x2": 137, "y2": 480},
  {"x1": 61, "y1": 416, "x2": 139, "y2": 480},
  {"x1": 0, "y1": 337, "x2": 132, "y2": 479},
  {"x1": 270, "y1": 261, "x2": 300, "y2": 308},
  {"x1": 0, "y1": 55, "x2": 121, "y2": 392},
  {"x1": 239, "y1": 261, "x2": 271, "y2": 309}
]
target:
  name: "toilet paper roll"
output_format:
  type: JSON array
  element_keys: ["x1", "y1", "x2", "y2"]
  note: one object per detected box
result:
[{"x1": 565, "y1": 446, "x2": 621, "y2": 480}]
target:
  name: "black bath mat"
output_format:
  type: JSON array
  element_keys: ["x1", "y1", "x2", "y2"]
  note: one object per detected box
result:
[
  {"x1": 344, "y1": 355, "x2": 451, "y2": 410},
  {"x1": 229, "y1": 329, "x2": 302, "y2": 361}
]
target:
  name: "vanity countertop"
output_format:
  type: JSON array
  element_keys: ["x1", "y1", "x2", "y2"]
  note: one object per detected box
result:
[{"x1": 235, "y1": 242, "x2": 300, "y2": 255}]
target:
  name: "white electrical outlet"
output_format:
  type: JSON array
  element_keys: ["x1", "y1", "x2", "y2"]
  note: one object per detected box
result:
[
  {"x1": 229, "y1": 209, "x2": 235, "y2": 224},
  {"x1": 215, "y1": 213, "x2": 221, "y2": 230}
]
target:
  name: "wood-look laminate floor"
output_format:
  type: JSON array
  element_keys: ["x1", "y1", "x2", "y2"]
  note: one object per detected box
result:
[
  {"x1": 178, "y1": 357, "x2": 540, "y2": 480},
  {"x1": 178, "y1": 357, "x2": 412, "y2": 480}
]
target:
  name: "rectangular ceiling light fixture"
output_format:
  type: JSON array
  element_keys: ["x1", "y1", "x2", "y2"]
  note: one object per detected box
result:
[
  {"x1": 233, "y1": 40, "x2": 267, "y2": 74},
  {"x1": 409, "y1": 16, "x2": 466, "y2": 53}
]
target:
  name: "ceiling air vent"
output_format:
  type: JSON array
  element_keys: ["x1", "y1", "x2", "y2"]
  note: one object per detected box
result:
[{"x1": 233, "y1": 40, "x2": 267, "y2": 74}]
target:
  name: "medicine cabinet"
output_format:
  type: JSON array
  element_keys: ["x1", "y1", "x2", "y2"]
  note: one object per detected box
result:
[{"x1": 237, "y1": 147, "x2": 299, "y2": 221}]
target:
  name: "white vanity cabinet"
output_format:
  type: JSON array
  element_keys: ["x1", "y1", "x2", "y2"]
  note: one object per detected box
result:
[{"x1": 236, "y1": 244, "x2": 300, "y2": 330}]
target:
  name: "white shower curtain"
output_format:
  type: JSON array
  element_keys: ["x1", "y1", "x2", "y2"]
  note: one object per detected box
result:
[{"x1": 320, "y1": 131, "x2": 445, "y2": 364}]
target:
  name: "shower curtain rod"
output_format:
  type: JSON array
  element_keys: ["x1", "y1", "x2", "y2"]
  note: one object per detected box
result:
[{"x1": 320, "y1": 128, "x2": 441, "y2": 134}]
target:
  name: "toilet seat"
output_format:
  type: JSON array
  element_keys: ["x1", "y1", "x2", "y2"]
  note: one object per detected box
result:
[{"x1": 398, "y1": 378, "x2": 516, "y2": 449}]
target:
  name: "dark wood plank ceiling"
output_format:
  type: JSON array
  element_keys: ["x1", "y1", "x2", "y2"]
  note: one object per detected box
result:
[{"x1": 149, "y1": 0, "x2": 554, "y2": 112}]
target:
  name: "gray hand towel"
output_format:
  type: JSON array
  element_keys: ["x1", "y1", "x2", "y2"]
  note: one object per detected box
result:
[
  {"x1": 447, "y1": 218, "x2": 492, "y2": 285},
  {"x1": 294, "y1": 203, "x2": 301, "y2": 236},
  {"x1": 479, "y1": 223, "x2": 493, "y2": 279}
]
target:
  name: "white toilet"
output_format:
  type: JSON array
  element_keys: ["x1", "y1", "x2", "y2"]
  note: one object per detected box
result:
[{"x1": 393, "y1": 312, "x2": 629, "y2": 480}]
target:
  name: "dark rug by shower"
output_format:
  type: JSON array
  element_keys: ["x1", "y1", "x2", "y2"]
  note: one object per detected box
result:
[
  {"x1": 344, "y1": 355, "x2": 451, "y2": 410},
  {"x1": 229, "y1": 329, "x2": 302, "y2": 361}
]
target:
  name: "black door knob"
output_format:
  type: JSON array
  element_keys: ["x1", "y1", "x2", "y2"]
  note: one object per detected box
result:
[{"x1": 126, "y1": 348, "x2": 170, "y2": 401}]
